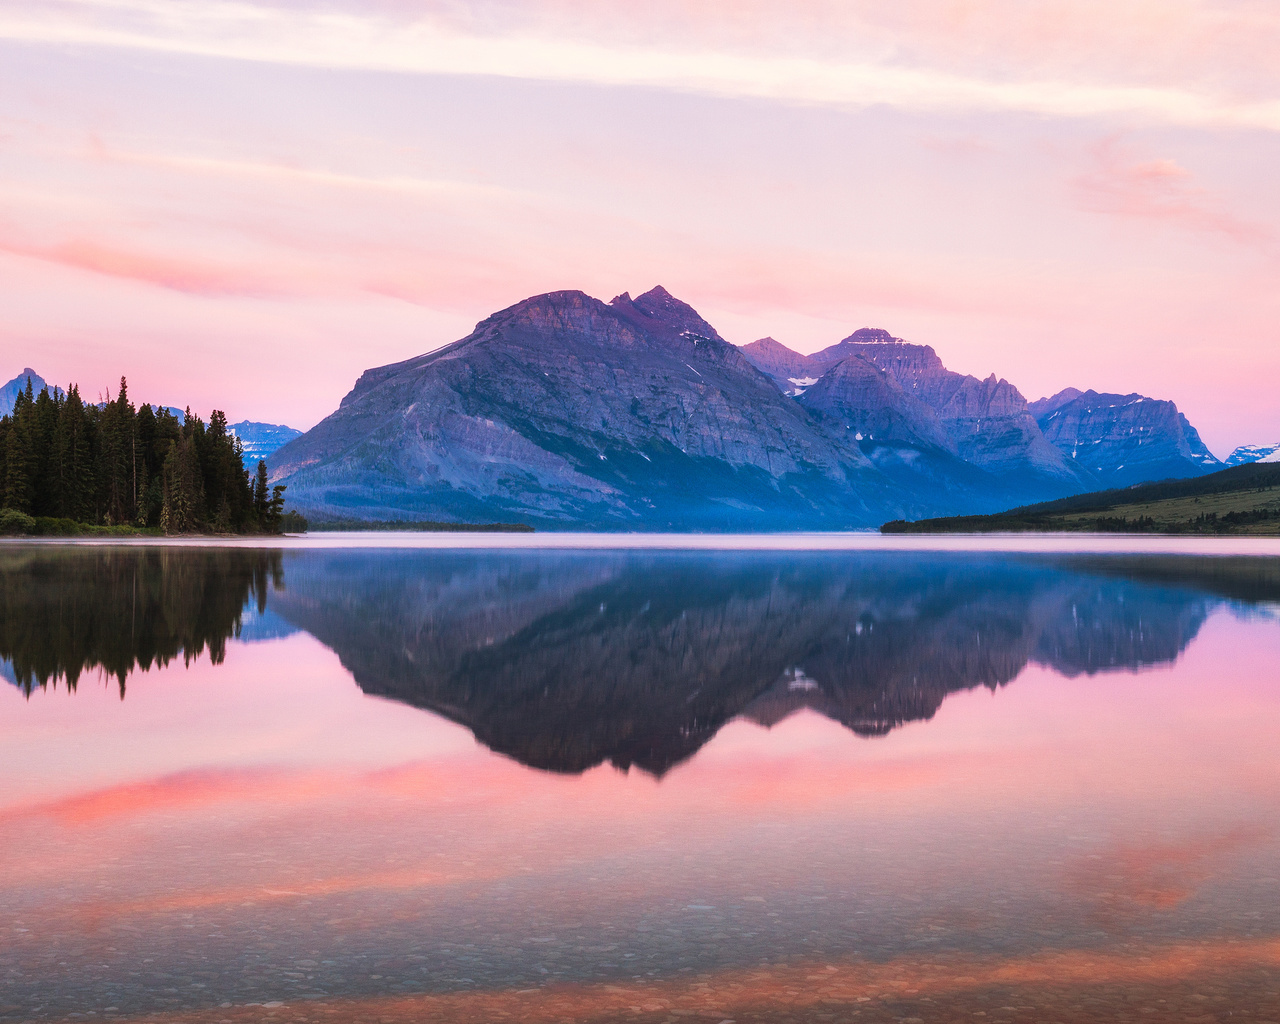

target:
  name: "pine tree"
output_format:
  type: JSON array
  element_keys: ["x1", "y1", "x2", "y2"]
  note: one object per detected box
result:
[
  {"x1": 253, "y1": 460, "x2": 270, "y2": 526},
  {"x1": 266, "y1": 484, "x2": 286, "y2": 533},
  {"x1": 3, "y1": 421, "x2": 28, "y2": 513}
]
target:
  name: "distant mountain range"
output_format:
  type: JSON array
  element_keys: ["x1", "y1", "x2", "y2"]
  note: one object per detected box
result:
[
  {"x1": 268, "y1": 287, "x2": 1244, "y2": 528},
  {"x1": 228, "y1": 420, "x2": 302, "y2": 466},
  {"x1": 1225, "y1": 441, "x2": 1280, "y2": 466},
  {"x1": 6, "y1": 295, "x2": 1264, "y2": 530},
  {"x1": 1, "y1": 368, "x2": 300, "y2": 468}
]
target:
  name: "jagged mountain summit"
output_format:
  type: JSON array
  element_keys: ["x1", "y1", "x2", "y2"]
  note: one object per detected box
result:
[
  {"x1": 270, "y1": 288, "x2": 1223, "y2": 529},
  {"x1": 270, "y1": 287, "x2": 925, "y2": 529},
  {"x1": 741, "y1": 331, "x2": 1091, "y2": 503},
  {"x1": 1225, "y1": 442, "x2": 1280, "y2": 466},
  {"x1": 0, "y1": 369, "x2": 49, "y2": 418},
  {"x1": 1029, "y1": 389, "x2": 1220, "y2": 488}
]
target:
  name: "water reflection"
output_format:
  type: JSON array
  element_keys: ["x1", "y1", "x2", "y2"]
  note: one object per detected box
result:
[
  {"x1": 3, "y1": 545, "x2": 1280, "y2": 1024},
  {"x1": 0, "y1": 547, "x2": 282, "y2": 695},
  {"x1": 4, "y1": 547, "x2": 1278, "y2": 773}
]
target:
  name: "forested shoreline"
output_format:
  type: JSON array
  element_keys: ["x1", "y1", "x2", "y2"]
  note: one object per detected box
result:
[{"x1": 0, "y1": 375, "x2": 304, "y2": 535}]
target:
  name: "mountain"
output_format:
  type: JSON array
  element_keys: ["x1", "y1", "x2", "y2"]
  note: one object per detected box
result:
[
  {"x1": 811, "y1": 330, "x2": 1087, "y2": 481},
  {"x1": 229, "y1": 420, "x2": 303, "y2": 467},
  {"x1": 736, "y1": 337, "x2": 822, "y2": 395},
  {"x1": 1225, "y1": 442, "x2": 1280, "y2": 466},
  {"x1": 787, "y1": 353, "x2": 1037, "y2": 508},
  {"x1": 270, "y1": 287, "x2": 937, "y2": 529},
  {"x1": 1029, "y1": 389, "x2": 1221, "y2": 487},
  {"x1": 0, "y1": 369, "x2": 49, "y2": 417},
  {"x1": 741, "y1": 331, "x2": 1090, "y2": 503}
]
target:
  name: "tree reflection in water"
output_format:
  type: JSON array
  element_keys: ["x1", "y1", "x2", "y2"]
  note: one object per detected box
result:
[
  {"x1": 0, "y1": 546, "x2": 283, "y2": 696},
  {"x1": 3, "y1": 546, "x2": 1278, "y2": 771}
]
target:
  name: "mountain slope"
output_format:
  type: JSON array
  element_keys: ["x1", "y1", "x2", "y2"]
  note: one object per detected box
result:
[
  {"x1": 229, "y1": 420, "x2": 303, "y2": 467},
  {"x1": 1225, "y1": 442, "x2": 1280, "y2": 466},
  {"x1": 1030, "y1": 388, "x2": 1221, "y2": 487},
  {"x1": 790, "y1": 354, "x2": 1033, "y2": 508},
  {"x1": 883, "y1": 461, "x2": 1280, "y2": 534},
  {"x1": 812, "y1": 330, "x2": 1085, "y2": 484},
  {"x1": 0, "y1": 369, "x2": 49, "y2": 418},
  {"x1": 741, "y1": 332, "x2": 1091, "y2": 502},
  {"x1": 270, "y1": 287, "x2": 921, "y2": 529},
  {"x1": 738, "y1": 337, "x2": 823, "y2": 395}
]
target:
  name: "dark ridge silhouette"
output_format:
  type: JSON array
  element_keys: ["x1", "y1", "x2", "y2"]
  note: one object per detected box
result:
[
  {"x1": 0, "y1": 546, "x2": 283, "y2": 696},
  {"x1": 266, "y1": 551, "x2": 1245, "y2": 774},
  {"x1": 7, "y1": 549, "x2": 1275, "y2": 773}
]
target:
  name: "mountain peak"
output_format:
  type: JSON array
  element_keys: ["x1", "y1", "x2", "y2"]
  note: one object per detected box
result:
[
  {"x1": 1, "y1": 367, "x2": 51, "y2": 418},
  {"x1": 610, "y1": 285, "x2": 722, "y2": 343},
  {"x1": 842, "y1": 328, "x2": 902, "y2": 345}
]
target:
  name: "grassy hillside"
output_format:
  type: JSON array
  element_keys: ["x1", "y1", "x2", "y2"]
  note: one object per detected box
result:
[{"x1": 882, "y1": 461, "x2": 1280, "y2": 535}]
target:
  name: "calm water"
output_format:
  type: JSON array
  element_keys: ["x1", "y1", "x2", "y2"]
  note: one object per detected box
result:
[{"x1": 3, "y1": 540, "x2": 1280, "y2": 1024}]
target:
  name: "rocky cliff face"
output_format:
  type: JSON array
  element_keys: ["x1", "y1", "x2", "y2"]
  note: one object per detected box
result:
[
  {"x1": 796, "y1": 354, "x2": 952, "y2": 452},
  {"x1": 738, "y1": 337, "x2": 823, "y2": 395},
  {"x1": 1030, "y1": 389, "x2": 1221, "y2": 488},
  {"x1": 740, "y1": 332, "x2": 1091, "y2": 501},
  {"x1": 813, "y1": 330, "x2": 1085, "y2": 483},
  {"x1": 271, "y1": 287, "x2": 919, "y2": 529}
]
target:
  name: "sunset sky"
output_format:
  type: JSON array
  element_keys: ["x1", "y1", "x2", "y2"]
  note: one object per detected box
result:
[{"x1": 2, "y1": 1, "x2": 1278, "y2": 455}]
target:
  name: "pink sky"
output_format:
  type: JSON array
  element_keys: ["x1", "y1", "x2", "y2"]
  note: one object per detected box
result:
[{"x1": 1, "y1": 1, "x2": 1278, "y2": 455}]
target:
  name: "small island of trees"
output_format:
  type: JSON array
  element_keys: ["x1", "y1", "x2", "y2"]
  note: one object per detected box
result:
[{"x1": 0, "y1": 375, "x2": 305, "y2": 536}]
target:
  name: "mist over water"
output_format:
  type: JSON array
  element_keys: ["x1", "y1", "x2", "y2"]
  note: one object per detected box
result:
[{"x1": 2, "y1": 543, "x2": 1280, "y2": 1023}]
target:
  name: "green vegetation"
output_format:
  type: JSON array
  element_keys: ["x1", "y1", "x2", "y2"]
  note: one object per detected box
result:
[
  {"x1": 0, "y1": 374, "x2": 304, "y2": 535},
  {"x1": 883, "y1": 462, "x2": 1280, "y2": 535},
  {"x1": 307, "y1": 518, "x2": 534, "y2": 533}
]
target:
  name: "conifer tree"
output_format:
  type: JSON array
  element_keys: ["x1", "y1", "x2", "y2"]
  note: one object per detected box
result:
[
  {"x1": 253, "y1": 460, "x2": 270, "y2": 525},
  {"x1": 0, "y1": 374, "x2": 285, "y2": 535}
]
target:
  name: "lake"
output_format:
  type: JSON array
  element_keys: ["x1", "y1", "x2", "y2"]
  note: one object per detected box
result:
[{"x1": 3, "y1": 537, "x2": 1280, "y2": 1024}]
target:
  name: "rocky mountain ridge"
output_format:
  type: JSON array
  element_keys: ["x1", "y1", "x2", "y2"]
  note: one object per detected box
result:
[
  {"x1": 229, "y1": 420, "x2": 303, "y2": 467},
  {"x1": 1225, "y1": 441, "x2": 1280, "y2": 466},
  {"x1": 270, "y1": 289, "x2": 1107, "y2": 526},
  {"x1": 1029, "y1": 388, "x2": 1220, "y2": 487},
  {"x1": 271, "y1": 288, "x2": 941, "y2": 529}
]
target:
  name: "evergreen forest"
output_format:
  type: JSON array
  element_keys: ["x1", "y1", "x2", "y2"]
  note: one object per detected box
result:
[{"x1": 0, "y1": 374, "x2": 299, "y2": 534}]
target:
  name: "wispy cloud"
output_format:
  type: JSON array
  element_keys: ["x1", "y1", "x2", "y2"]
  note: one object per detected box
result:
[
  {"x1": 0, "y1": 233, "x2": 285, "y2": 296},
  {"x1": 3, "y1": 0, "x2": 1280, "y2": 130},
  {"x1": 1074, "y1": 138, "x2": 1273, "y2": 245}
]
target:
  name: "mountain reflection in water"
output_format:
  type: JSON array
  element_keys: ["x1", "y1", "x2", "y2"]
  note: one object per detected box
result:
[{"x1": 4, "y1": 547, "x2": 1277, "y2": 774}]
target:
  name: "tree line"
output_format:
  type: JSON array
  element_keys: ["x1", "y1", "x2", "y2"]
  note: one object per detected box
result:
[{"x1": 0, "y1": 375, "x2": 295, "y2": 534}]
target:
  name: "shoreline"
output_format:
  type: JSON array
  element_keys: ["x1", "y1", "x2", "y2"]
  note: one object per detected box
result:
[{"x1": 6, "y1": 531, "x2": 1280, "y2": 555}]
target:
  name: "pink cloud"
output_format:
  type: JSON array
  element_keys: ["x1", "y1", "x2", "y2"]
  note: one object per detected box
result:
[
  {"x1": 1073, "y1": 138, "x2": 1273, "y2": 246},
  {"x1": 0, "y1": 235, "x2": 284, "y2": 297}
]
